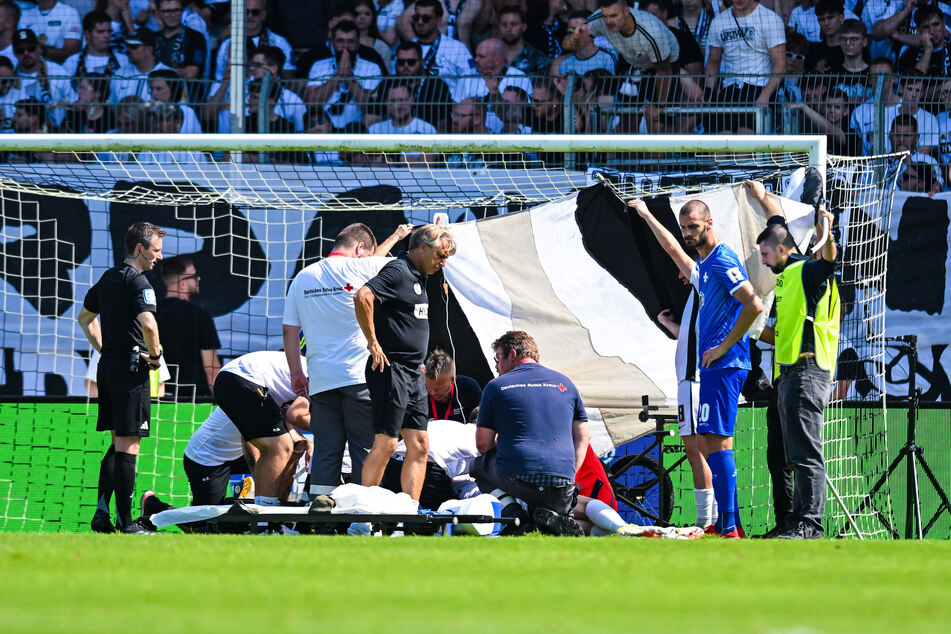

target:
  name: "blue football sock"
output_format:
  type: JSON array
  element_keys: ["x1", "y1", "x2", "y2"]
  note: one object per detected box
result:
[{"x1": 708, "y1": 449, "x2": 737, "y2": 533}]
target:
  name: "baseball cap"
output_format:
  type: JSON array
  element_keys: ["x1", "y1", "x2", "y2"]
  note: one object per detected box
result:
[
  {"x1": 125, "y1": 28, "x2": 156, "y2": 48},
  {"x1": 14, "y1": 29, "x2": 39, "y2": 49}
]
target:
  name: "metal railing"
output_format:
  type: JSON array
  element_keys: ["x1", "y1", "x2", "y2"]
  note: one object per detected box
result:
[{"x1": 0, "y1": 71, "x2": 943, "y2": 165}]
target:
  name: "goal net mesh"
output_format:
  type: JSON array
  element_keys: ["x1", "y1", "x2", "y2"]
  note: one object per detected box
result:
[{"x1": 0, "y1": 139, "x2": 899, "y2": 537}]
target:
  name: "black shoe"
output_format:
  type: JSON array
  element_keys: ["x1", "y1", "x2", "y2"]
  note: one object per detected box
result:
[
  {"x1": 775, "y1": 522, "x2": 823, "y2": 540},
  {"x1": 90, "y1": 509, "x2": 116, "y2": 533},
  {"x1": 532, "y1": 507, "x2": 584, "y2": 537},
  {"x1": 118, "y1": 519, "x2": 157, "y2": 535},
  {"x1": 754, "y1": 525, "x2": 788, "y2": 539}
]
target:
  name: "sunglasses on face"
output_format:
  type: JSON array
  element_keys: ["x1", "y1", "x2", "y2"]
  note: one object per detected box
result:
[
  {"x1": 412, "y1": 14, "x2": 434, "y2": 23},
  {"x1": 180, "y1": 274, "x2": 200, "y2": 280},
  {"x1": 786, "y1": 52, "x2": 805, "y2": 61},
  {"x1": 14, "y1": 45, "x2": 38, "y2": 54},
  {"x1": 247, "y1": 8, "x2": 264, "y2": 16},
  {"x1": 396, "y1": 58, "x2": 419, "y2": 66}
]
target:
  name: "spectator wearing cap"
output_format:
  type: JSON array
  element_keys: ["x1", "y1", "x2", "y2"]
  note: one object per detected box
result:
[
  {"x1": 12, "y1": 29, "x2": 77, "y2": 128},
  {"x1": 18, "y1": 0, "x2": 81, "y2": 64},
  {"x1": 112, "y1": 28, "x2": 173, "y2": 103},
  {"x1": 63, "y1": 11, "x2": 133, "y2": 78},
  {"x1": 214, "y1": 0, "x2": 295, "y2": 81},
  {"x1": 148, "y1": 68, "x2": 203, "y2": 132},
  {"x1": 559, "y1": 10, "x2": 617, "y2": 78},
  {"x1": 0, "y1": 1, "x2": 18, "y2": 66},
  {"x1": 453, "y1": 38, "x2": 532, "y2": 105},
  {"x1": 154, "y1": 0, "x2": 207, "y2": 82},
  {"x1": 0, "y1": 56, "x2": 29, "y2": 131}
]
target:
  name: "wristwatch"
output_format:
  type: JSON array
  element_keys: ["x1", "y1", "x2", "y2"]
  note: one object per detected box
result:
[{"x1": 149, "y1": 350, "x2": 162, "y2": 360}]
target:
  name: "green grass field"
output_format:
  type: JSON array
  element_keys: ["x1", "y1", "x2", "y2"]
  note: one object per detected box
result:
[{"x1": 1, "y1": 534, "x2": 949, "y2": 633}]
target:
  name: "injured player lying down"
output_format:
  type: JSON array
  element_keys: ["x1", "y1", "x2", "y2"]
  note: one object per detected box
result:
[{"x1": 379, "y1": 416, "x2": 639, "y2": 537}]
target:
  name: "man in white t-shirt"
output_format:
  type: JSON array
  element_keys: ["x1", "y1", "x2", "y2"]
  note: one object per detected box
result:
[
  {"x1": 210, "y1": 350, "x2": 312, "y2": 517},
  {"x1": 368, "y1": 81, "x2": 437, "y2": 134},
  {"x1": 581, "y1": 0, "x2": 679, "y2": 105},
  {"x1": 213, "y1": 0, "x2": 294, "y2": 80},
  {"x1": 141, "y1": 350, "x2": 312, "y2": 532},
  {"x1": 283, "y1": 222, "x2": 413, "y2": 496},
  {"x1": 452, "y1": 38, "x2": 532, "y2": 104},
  {"x1": 410, "y1": 0, "x2": 473, "y2": 93},
  {"x1": 705, "y1": 0, "x2": 786, "y2": 134},
  {"x1": 18, "y1": 0, "x2": 81, "y2": 64},
  {"x1": 62, "y1": 10, "x2": 133, "y2": 78}
]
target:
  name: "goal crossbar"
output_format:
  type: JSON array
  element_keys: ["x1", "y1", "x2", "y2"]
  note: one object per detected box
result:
[{"x1": 0, "y1": 133, "x2": 828, "y2": 166}]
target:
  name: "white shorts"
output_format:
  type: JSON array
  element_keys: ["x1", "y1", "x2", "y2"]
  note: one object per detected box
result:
[{"x1": 677, "y1": 380, "x2": 700, "y2": 437}]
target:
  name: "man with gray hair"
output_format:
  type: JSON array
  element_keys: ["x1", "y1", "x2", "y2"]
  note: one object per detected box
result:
[{"x1": 355, "y1": 224, "x2": 457, "y2": 501}]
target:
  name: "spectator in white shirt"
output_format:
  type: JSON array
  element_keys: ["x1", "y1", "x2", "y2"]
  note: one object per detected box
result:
[
  {"x1": 304, "y1": 20, "x2": 382, "y2": 130},
  {"x1": 890, "y1": 113, "x2": 945, "y2": 190},
  {"x1": 705, "y1": 0, "x2": 786, "y2": 133},
  {"x1": 111, "y1": 28, "x2": 173, "y2": 103},
  {"x1": 18, "y1": 0, "x2": 81, "y2": 64},
  {"x1": 409, "y1": 0, "x2": 474, "y2": 93},
  {"x1": 63, "y1": 11, "x2": 132, "y2": 78},
  {"x1": 148, "y1": 67, "x2": 202, "y2": 132},
  {"x1": 12, "y1": 28, "x2": 76, "y2": 128},
  {"x1": 368, "y1": 81, "x2": 438, "y2": 134},
  {"x1": 453, "y1": 37, "x2": 532, "y2": 103},
  {"x1": 213, "y1": 0, "x2": 294, "y2": 80}
]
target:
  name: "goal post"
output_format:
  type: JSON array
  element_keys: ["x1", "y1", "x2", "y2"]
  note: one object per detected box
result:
[{"x1": 0, "y1": 133, "x2": 902, "y2": 537}]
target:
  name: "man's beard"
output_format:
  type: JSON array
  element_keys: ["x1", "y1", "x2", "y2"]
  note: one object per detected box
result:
[{"x1": 769, "y1": 263, "x2": 785, "y2": 275}]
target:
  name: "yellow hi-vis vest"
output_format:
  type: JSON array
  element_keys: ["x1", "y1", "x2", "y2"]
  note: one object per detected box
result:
[{"x1": 774, "y1": 259, "x2": 840, "y2": 376}]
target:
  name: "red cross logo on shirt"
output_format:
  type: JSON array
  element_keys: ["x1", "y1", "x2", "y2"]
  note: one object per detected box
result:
[
  {"x1": 344, "y1": 283, "x2": 354, "y2": 292},
  {"x1": 557, "y1": 383, "x2": 567, "y2": 392}
]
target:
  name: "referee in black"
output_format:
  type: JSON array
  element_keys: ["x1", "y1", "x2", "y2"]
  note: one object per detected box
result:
[
  {"x1": 354, "y1": 224, "x2": 456, "y2": 501},
  {"x1": 78, "y1": 222, "x2": 166, "y2": 534}
]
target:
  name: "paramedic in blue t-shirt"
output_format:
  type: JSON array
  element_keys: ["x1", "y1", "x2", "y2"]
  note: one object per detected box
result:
[
  {"x1": 629, "y1": 199, "x2": 763, "y2": 537},
  {"x1": 472, "y1": 330, "x2": 591, "y2": 520}
]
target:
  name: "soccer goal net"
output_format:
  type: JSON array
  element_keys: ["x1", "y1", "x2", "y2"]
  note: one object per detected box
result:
[{"x1": 0, "y1": 134, "x2": 900, "y2": 538}]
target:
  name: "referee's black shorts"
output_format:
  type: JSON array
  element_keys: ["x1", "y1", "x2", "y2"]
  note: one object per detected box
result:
[
  {"x1": 96, "y1": 354, "x2": 150, "y2": 437},
  {"x1": 213, "y1": 371, "x2": 288, "y2": 442},
  {"x1": 366, "y1": 359, "x2": 428, "y2": 438}
]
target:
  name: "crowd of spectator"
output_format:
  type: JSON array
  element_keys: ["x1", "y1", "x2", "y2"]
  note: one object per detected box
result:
[{"x1": 1, "y1": 0, "x2": 950, "y2": 187}]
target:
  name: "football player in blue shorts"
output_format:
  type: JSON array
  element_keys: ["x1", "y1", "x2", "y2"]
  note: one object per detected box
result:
[{"x1": 630, "y1": 199, "x2": 763, "y2": 537}]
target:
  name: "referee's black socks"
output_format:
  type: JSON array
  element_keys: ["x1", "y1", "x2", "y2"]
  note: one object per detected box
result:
[
  {"x1": 114, "y1": 451, "x2": 138, "y2": 528},
  {"x1": 96, "y1": 445, "x2": 116, "y2": 514}
]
